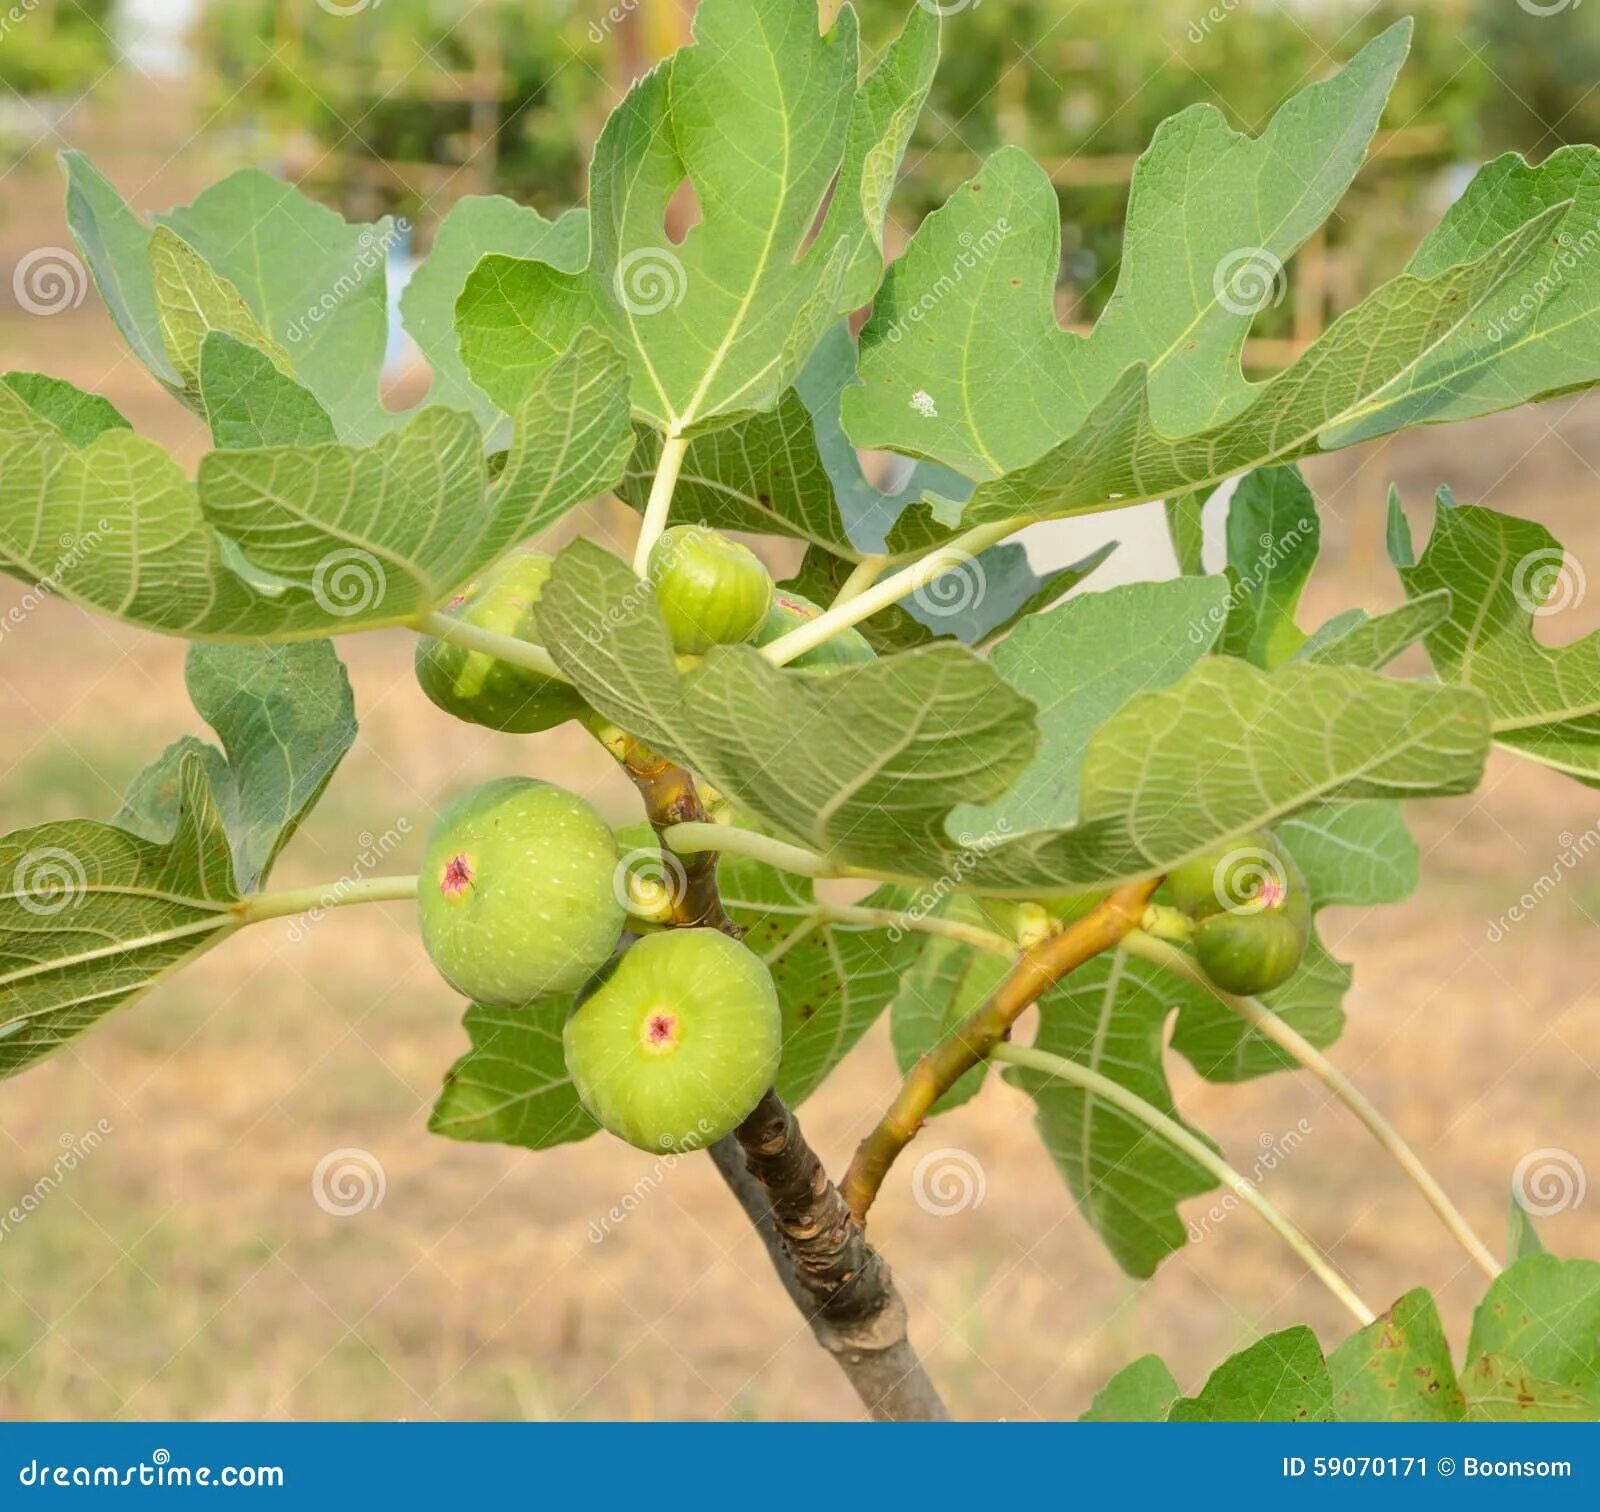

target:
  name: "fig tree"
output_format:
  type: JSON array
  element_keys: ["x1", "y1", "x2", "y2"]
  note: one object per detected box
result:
[
  {"x1": 647, "y1": 525, "x2": 773, "y2": 654},
  {"x1": 754, "y1": 590, "x2": 877, "y2": 671},
  {"x1": 415, "y1": 549, "x2": 588, "y2": 732},
  {"x1": 563, "y1": 928, "x2": 781, "y2": 1152},
  {"x1": 418, "y1": 778, "x2": 626, "y2": 1005}
]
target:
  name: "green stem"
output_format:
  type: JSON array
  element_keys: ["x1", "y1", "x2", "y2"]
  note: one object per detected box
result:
[
  {"x1": 831, "y1": 555, "x2": 887, "y2": 608},
  {"x1": 990, "y1": 1041, "x2": 1376, "y2": 1326},
  {"x1": 235, "y1": 874, "x2": 420, "y2": 925},
  {"x1": 662, "y1": 821, "x2": 847, "y2": 879},
  {"x1": 633, "y1": 433, "x2": 690, "y2": 576},
  {"x1": 760, "y1": 518, "x2": 1023, "y2": 667},
  {"x1": 1121, "y1": 930, "x2": 1502, "y2": 1280},
  {"x1": 730, "y1": 897, "x2": 1016, "y2": 958},
  {"x1": 414, "y1": 612, "x2": 568, "y2": 683}
]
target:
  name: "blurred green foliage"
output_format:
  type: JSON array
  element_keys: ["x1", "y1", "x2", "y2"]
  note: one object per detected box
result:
[
  {"x1": 193, "y1": 0, "x2": 607, "y2": 218},
  {"x1": 0, "y1": 0, "x2": 116, "y2": 97},
  {"x1": 1470, "y1": 0, "x2": 1600, "y2": 153}
]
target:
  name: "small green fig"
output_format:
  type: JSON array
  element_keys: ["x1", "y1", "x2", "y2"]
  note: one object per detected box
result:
[
  {"x1": 418, "y1": 778, "x2": 626, "y2": 1005},
  {"x1": 975, "y1": 898, "x2": 1053, "y2": 949},
  {"x1": 563, "y1": 928, "x2": 781, "y2": 1152},
  {"x1": 415, "y1": 549, "x2": 588, "y2": 732},
  {"x1": 753, "y1": 590, "x2": 877, "y2": 671},
  {"x1": 1167, "y1": 829, "x2": 1310, "y2": 995},
  {"x1": 1166, "y1": 829, "x2": 1296, "y2": 919},
  {"x1": 647, "y1": 525, "x2": 773, "y2": 654},
  {"x1": 1192, "y1": 908, "x2": 1308, "y2": 997}
]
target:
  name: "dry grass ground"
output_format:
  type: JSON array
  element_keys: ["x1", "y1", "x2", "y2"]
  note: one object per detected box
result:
[{"x1": 2, "y1": 143, "x2": 1600, "y2": 1420}]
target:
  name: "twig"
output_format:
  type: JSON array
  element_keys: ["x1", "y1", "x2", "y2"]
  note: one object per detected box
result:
[
  {"x1": 990, "y1": 1042, "x2": 1376, "y2": 1326},
  {"x1": 841, "y1": 878, "x2": 1159, "y2": 1224},
  {"x1": 1122, "y1": 929, "x2": 1503, "y2": 1280},
  {"x1": 709, "y1": 1128, "x2": 948, "y2": 1421},
  {"x1": 589, "y1": 727, "x2": 950, "y2": 1419}
]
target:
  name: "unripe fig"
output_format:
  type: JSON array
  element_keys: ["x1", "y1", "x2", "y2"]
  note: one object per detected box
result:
[
  {"x1": 1167, "y1": 829, "x2": 1299, "y2": 922},
  {"x1": 648, "y1": 525, "x2": 773, "y2": 654},
  {"x1": 563, "y1": 928, "x2": 781, "y2": 1152},
  {"x1": 418, "y1": 778, "x2": 626, "y2": 1005},
  {"x1": 1168, "y1": 829, "x2": 1310, "y2": 995},
  {"x1": 415, "y1": 549, "x2": 588, "y2": 732},
  {"x1": 754, "y1": 590, "x2": 877, "y2": 671},
  {"x1": 1192, "y1": 908, "x2": 1307, "y2": 996}
]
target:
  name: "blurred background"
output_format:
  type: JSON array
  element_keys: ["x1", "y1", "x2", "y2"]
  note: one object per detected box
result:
[{"x1": 2, "y1": 0, "x2": 1600, "y2": 1421}]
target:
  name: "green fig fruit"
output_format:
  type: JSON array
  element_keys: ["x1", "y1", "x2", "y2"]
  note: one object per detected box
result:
[
  {"x1": 563, "y1": 928, "x2": 781, "y2": 1152},
  {"x1": 415, "y1": 549, "x2": 588, "y2": 732},
  {"x1": 1168, "y1": 829, "x2": 1310, "y2": 995},
  {"x1": 647, "y1": 525, "x2": 773, "y2": 655},
  {"x1": 418, "y1": 778, "x2": 626, "y2": 1005},
  {"x1": 753, "y1": 590, "x2": 877, "y2": 670}
]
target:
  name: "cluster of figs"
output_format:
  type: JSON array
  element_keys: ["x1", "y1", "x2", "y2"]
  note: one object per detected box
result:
[{"x1": 409, "y1": 528, "x2": 1308, "y2": 1154}]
